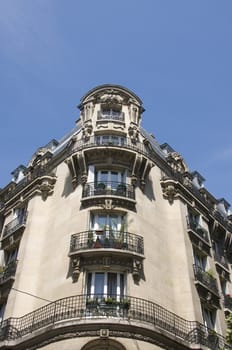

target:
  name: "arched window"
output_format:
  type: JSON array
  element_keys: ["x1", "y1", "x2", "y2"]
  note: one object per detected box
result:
[{"x1": 81, "y1": 338, "x2": 126, "y2": 350}]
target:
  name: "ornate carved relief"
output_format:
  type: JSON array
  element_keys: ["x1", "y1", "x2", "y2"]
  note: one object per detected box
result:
[
  {"x1": 82, "y1": 120, "x2": 93, "y2": 141},
  {"x1": 65, "y1": 151, "x2": 87, "y2": 189},
  {"x1": 128, "y1": 122, "x2": 139, "y2": 142},
  {"x1": 166, "y1": 152, "x2": 189, "y2": 174},
  {"x1": 160, "y1": 179, "x2": 177, "y2": 204}
]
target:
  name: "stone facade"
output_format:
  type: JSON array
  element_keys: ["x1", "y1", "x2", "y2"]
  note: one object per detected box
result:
[{"x1": 0, "y1": 84, "x2": 232, "y2": 350}]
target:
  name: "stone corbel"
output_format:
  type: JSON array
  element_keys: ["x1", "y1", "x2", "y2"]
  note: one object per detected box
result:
[
  {"x1": 65, "y1": 151, "x2": 87, "y2": 189},
  {"x1": 128, "y1": 122, "x2": 139, "y2": 142},
  {"x1": 132, "y1": 258, "x2": 142, "y2": 282},
  {"x1": 72, "y1": 257, "x2": 80, "y2": 282},
  {"x1": 140, "y1": 160, "x2": 153, "y2": 190},
  {"x1": 39, "y1": 177, "x2": 57, "y2": 201},
  {"x1": 82, "y1": 120, "x2": 93, "y2": 141},
  {"x1": 160, "y1": 179, "x2": 177, "y2": 204}
]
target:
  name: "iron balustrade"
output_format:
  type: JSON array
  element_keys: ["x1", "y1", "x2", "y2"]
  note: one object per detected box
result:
[
  {"x1": 70, "y1": 230, "x2": 144, "y2": 255},
  {"x1": 193, "y1": 265, "x2": 219, "y2": 295},
  {"x1": 214, "y1": 253, "x2": 229, "y2": 269},
  {"x1": 68, "y1": 136, "x2": 153, "y2": 159},
  {"x1": 82, "y1": 182, "x2": 135, "y2": 200},
  {"x1": 0, "y1": 293, "x2": 230, "y2": 349},
  {"x1": 186, "y1": 216, "x2": 209, "y2": 242},
  {"x1": 2, "y1": 213, "x2": 27, "y2": 238},
  {"x1": 97, "y1": 111, "x2": 125, "y2": 121},
  {"x1": 0, "y1": 260, "x2": 17, "y2": 285}
]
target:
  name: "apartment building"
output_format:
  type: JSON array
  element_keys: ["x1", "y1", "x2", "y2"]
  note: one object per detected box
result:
[{"x1": 0, "y1": 84, "x2": 232, "y2": 350}]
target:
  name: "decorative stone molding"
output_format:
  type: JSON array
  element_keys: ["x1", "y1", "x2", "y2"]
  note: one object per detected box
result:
[
  {"x1": 39, "y1": 177, "x2": 56, "y2": 200},
  {"x1": 166, "y1": 152, "x2": 189, "y2": 174},
  {"x1": 132, "y1": 258, "x2": 142, "y2": 281},
  {"x1": 160, "y1": 179, "x2": 178, "y2": 204},
  {"x1": 71, "y1": 257, "x2": 80, "y2": 282},
  {"x1": 128, "y1": 122, "x2": 139, "y2": 142},
  {"x1": 65, "y1": 151, "x2": 87, "y2": 189},
  {"x1": 82, "y1": 120, "x2": 93, "y2": 141}
]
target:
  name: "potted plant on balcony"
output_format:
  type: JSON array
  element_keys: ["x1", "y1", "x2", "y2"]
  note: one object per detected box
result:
[
  {"x1": 87, "y1": 231, "x2": 94, "y2": 248},
  {"x1": 207, "y1": 329, "x2": 219, "y2": 348},
  {"x1": 117, "y1": 183, "x2": 126, "y2": 196},
  {"x1": 95, "y1": 182, "x2": 105, "y2": 195},
  {"x1": 120, "y1": 298, "x2": 130, "y2": 310}
]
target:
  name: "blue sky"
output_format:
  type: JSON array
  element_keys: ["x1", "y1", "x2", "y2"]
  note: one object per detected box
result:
[{"x1": 0, "y1": 1, "x2": 232, "y2": 205}]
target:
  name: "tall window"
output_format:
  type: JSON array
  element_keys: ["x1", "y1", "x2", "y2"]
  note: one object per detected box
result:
[
  {"x1": 193, "y1": 249, "x2": 207, "y2": 271},
  {"x1": 202, "y1": 305, "x2": 216, "y2": 330},
  {"x1": 95, "y1": 170, "x2": 125, "y2": 187},
  {"x1": 0, "y1": 304, "x2": 6, "y2": 322},
  {"x1": 90, "y1": 213, "x2": 124, "y2": 232},
  {"x1": 5, "y1": 247, "x2": 18, "y2": 265},
  {"x1": 87, "y1": 272, "x2": 125, "y2": 300}
]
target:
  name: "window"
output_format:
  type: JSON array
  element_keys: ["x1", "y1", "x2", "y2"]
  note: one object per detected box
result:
[
  {"x1": 0, "y1": 304, "x2": 6, "y2": 322},
  {"x1": 202, "y1": 305, "x2": 216, "y2": 330},
  {"x1": 87, "y1": 271, "x2": 125, "y2": 300},
  {"x1": 5, "y1": 247, "x2": 18, "y2": 265},
  {"x1": 95, "y1": 170, "x2": 125, "y2": 190},
  {"x1": 90, "y1": 213, "x2": 124, "y2": 232},
  {"x1": 188, "y1": 211, "x2": 200, "y2": 229},
  {"x1": 95, "y1": 135, "x2": 125, "y2": 146},
  {"x1": 99, "y1": 108, "x2": 124, "y2": 121},
  {"x1": 194, "y1": 250, "x2": 207, "y2": 271}
]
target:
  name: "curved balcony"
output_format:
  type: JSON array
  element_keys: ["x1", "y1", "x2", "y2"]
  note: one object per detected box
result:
[
  {"x1": 69, "y1": 230, "x2": 144, "y2": 257},
  {"x1": 81, "y1": 182, "x2": 136, "y2": 210},
  {"x1": 69, "y1": 136, "x2": 152, "y2": 159},
  {"x1": 0, "y1": 294, "x2": 229, "y2": 350}
]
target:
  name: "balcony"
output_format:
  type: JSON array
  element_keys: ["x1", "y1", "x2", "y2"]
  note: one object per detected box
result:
[
  {"x1": 214, "y1": 253, "x2": 229, "y2": 271},
  {"x1": 69, "y1": 136, "x2": 153, "y2": 160},
  {"x1": 187, "y1": 216, "x2": 209, "y2": 243},
  {"x1": 0, "y1": 260, "x2": 17, "y2": 286},
  {"x1": 2, "y1": 213, "x2": 27, "y2": 239},
  {"x1": 1, "y1": 213, "x2": 27, "y2": 250},
  {"x1": 224, "y1": 295, "x2": 232, "y2": 313},
  {"x1": 0, "y1": 294, "x2": 230, "y2": 350},
  {"x1": 70, "y1": 230, "x2": 144, "y2": 256},
  {"x1": 193, "y1": 265, "x2": 219, "y2": 297},
  {"x1": 81, "y1": 182, "x2": 136, "y2": 210}
]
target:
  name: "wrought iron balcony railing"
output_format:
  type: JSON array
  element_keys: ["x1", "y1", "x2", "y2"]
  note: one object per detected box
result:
[
  {"x1": 82, "y1": 182, "x2": 135, "y2": 200},
  {"x1": 193, "y1": 265, "x2": 219, "y2": 295},
  {"x1": 0, "y1": 260, "x2": 17, "y2": 285},
  {"x1": 186, "y1": 216, "x2": 209, "y2": 242},
  {"x1": 97, "y1": 111, "x2": 125, "y2": 121},
  {"x1": 70, "y1": 230, "x2": 144, "y2": 255},
  {"x1": 214, "y1": 253, "x2": 229, "y2": 269},
  {"x1": 69, "y1": 136, "x2": 152, "y2": 160},
  {"x1": 2, "y1": 213, "x2": 27, "y2": 239},
  {"x1": 0, "y1": 293, "x2": 229, "y2": 349}
]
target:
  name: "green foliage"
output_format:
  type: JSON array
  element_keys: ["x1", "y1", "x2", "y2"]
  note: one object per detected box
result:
[{"x1": 226, "y1": 311, "x2": 232, "y2": 344}]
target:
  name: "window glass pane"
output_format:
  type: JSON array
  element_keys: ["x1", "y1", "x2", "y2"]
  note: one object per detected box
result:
[
  {"x1": 107, "y1": 273, "x2": 117, "y2": 297},
  {"x1": 120, "y1": 274, "x2": 124, "y2": 296},
  {"x1": 109, "y1": 215, "x2": 119, "y2": 231},
  {"x1": 87, "y1": 273, "x2": 92, "y2": 296},
  {"x1": 99, "y1": 171, "x2": 108, "y2": 183},
  {"x1": 98, "y1": 215, "x2": 107, "y2": 229},
  {"x1": 95, "y1": 273, "x2": 104, "y2": 296},
  {"x1": 102, "y1": 136, "x2": 109, "y2": 144}
]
